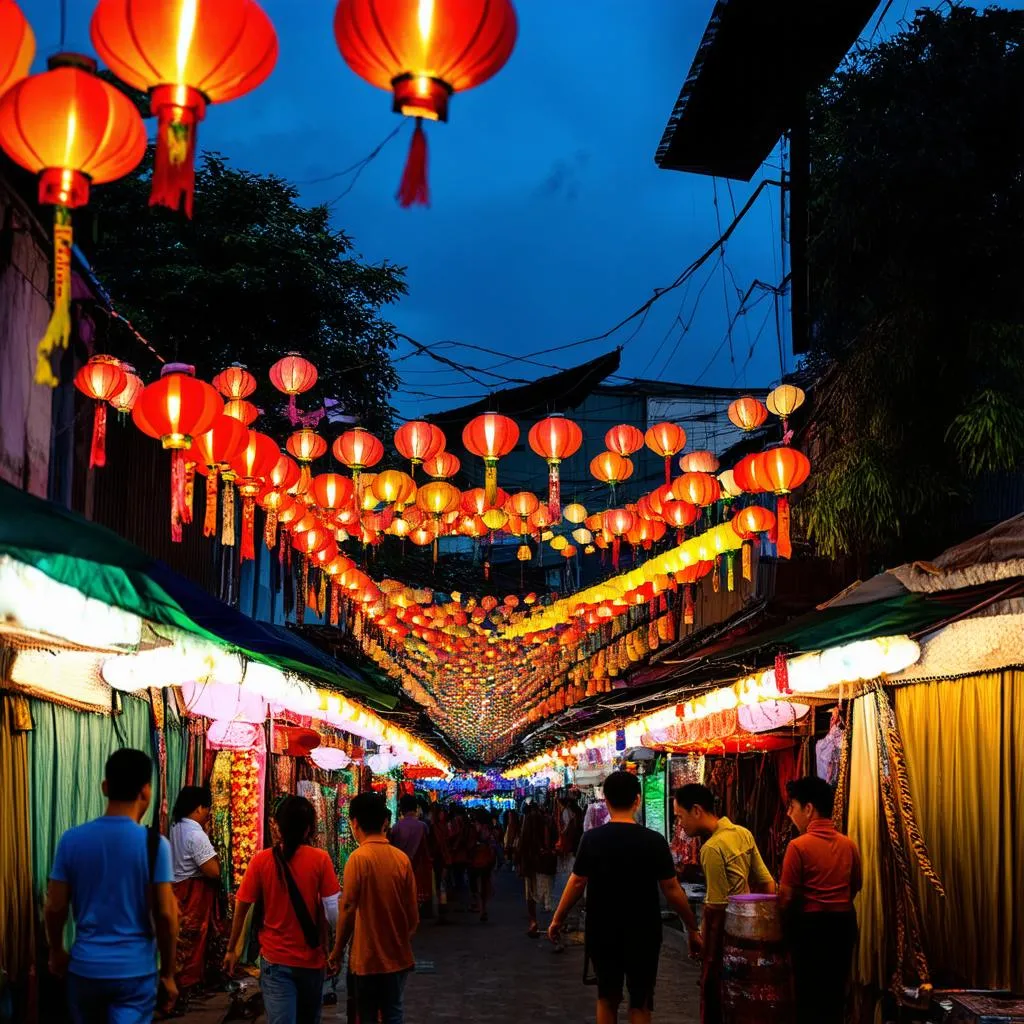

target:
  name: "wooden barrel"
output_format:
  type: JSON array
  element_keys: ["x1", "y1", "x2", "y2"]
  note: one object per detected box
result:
[{"x1": 721, "y1": 894, "x2": 794, "y2": 1024}]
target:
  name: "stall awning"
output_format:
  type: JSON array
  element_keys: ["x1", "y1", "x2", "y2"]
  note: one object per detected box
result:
[{"x1": 0, "y1": 482, "x2": 395, "y2": 709}]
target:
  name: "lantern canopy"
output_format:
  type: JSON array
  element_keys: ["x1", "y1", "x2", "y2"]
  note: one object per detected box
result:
[
  {"x1": 74, "y1": 355, "x2": 127, "y2": 469},
  {"x1": 0, "y1": 55, "x2": 146, "y2": 385},
  {"x1": 91, "y1": 0, "x2": 278, "y2": 216},
  {"x1": 334, "y1": 0, "x2": 517, "y2": 207},
  {"x1": 0, "y1": 1, "x2": 33, "y2": 100},
  {"x1": 528, "y1": 414, "x2": 582, "y2": 519}
]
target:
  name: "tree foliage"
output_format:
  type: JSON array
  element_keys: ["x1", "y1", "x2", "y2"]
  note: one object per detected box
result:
[
  {"x1": 83, "y1": 151, "x2": 405, "y2": 435},
  {"x1": 803, "y1": 7, "x2": 1024, "y2": 566}
]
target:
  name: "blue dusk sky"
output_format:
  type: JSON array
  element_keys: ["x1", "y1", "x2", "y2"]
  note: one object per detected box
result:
[{"x1": 20, "y1": 1, "x2": 1017, "y2": 419}]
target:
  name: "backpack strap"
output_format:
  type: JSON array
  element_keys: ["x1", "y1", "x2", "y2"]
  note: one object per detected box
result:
[{"x1": 272, "y1": 847, "x2": 322, "y2": 950}]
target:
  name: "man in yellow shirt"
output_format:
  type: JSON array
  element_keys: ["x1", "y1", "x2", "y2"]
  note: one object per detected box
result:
[{"x1": 674, "y1": 784, "x2": 775, "y2": 1024}]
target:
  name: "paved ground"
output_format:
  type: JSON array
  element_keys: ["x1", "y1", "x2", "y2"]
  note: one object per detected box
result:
[{"x1": 184, "y1": 868, "x2": 702, "y2": 1023}]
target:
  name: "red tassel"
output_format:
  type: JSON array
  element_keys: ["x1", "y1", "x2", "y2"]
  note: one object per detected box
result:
[
  {"x1": 777, "y1": 496, "x2": 792, "y2": 559},
  {"x1": 264, "y1": 507, "x2": 278, "y2": 550},
  {"x1": 204, "y1": 469, "x2": 218, "y2": 537},
  {"x1": 548, "y1": 462, "x2": 561, "y2": 520},
  {"x1": 89, "y1": 402, "x2": 107, "y2": 469},
  {"x1": 684, "y1": 585, "x2": 695, "y2": 625},
  {"x1": 241, "y1": 495, "x2": 255, "y2": 560},
  {"x1": 149, "y1": 86, "x2": 204, "y2": 217},
  {"x1": 664, "y1": 456, "x2": 672, "y2": 486},
  {"x1": 330, "y1": 583, "x2": 340, "y2": 626},
  {"x1": 183, "y1": 462, "x2": 195, "y2": 524},
  {"x1": 775, "y1": 652, "x2": 791, "y2": 694},
  {"x1": 397, "y1": 119, "x2": 430, "y2": 208},
  {"x1": 613, "y1": 537, "x2": 621, "y2": 570},
  {"x1": 170, "y1": 449, "x2": 185, "y2": 543}
]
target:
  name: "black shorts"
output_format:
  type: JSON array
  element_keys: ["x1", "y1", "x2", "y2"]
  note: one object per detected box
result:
[{"x1": 589, "y1": 944, "x2": 660, "y2": 1011}]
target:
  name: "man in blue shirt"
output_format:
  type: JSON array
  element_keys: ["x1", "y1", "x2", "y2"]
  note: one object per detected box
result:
[{"x1": 44, "y1": 747, "x2": 179, "y2": 1023}]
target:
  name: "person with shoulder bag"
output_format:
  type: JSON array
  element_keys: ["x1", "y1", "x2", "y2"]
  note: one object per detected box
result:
[{"x1": 224, "y1": 797, "x2": 340, "y2": 1024}]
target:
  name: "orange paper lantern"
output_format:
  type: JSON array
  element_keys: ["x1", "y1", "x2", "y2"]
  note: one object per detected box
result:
[
  {"x1": 424, "y1": 451, "x2": 461, "y2": 479},
  {"x1": 756, "y1": 447, "x2": 810, "y2": 560},
  {"x1": 270, "y1": 353, "x2": 318, "y2": 422},
  {"x1": 109, "y1": 363, "x2": 144, "y2": 416},
  {"x1": 189, "y1": 414, "x2": 248, "y2": 537},
  {"x1": 74, "y1": 355, "x2": 127, "y2": 469},
  {"x1": 395, "y1": 420, "x2": 446, "y2": 470},
  {"x1": 605, "y1": 424, "x2": 644, "y2": 458},
  {"x1": 213, "y1": 364, "x2": 257, "y2": 400},
  {"x1": 0, "y1": 1, "x2": 33, "y2": 100},
  {"x1": 334, "y1": 0, "x2": 517, "y2": 207},
  {"x1": 91, "y1": 0, "x2": 277, "y2": 216},
  {"x1": 223, "y1": 399, "x2": 259, "y2": 427},
  {"x1": 645, "y1": 421, "x2": 687, "y2": 484},
  {"x1": 679, "y1": 450, "x2": 720, "y2": 474},
  {"x1": 590, "y1": 451, "x2": 634, "y2": 487},
  {"x1": 673, "y1": 472, "x2": 721, "y2": 508},
  {"x1": 728, "y1": 396, "x2": 769, "y2": 432},
  {"x1": 0, "y1": 55, "x2": 146, "y2": 386}
]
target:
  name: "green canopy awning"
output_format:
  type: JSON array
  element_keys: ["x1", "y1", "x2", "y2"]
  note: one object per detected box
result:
[{"x1": 0, "y1": 482, "x2": 395, "y2": 709}]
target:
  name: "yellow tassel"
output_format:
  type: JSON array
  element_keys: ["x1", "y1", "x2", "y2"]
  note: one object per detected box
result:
[
  {"x1": 221, "y1": 479, "x2": 236, "y2": 547},
  {"x1": 36, "y1": 207, "x2": 74, "y2": 387},
  {"x1": 742, "y1": 541, "x2": 752, "y2": 581}
]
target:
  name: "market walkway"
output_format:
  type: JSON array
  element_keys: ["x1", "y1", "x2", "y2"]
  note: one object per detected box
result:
[{"x1": 184, "y1": 868, "x2": 702, "y2": 1023}]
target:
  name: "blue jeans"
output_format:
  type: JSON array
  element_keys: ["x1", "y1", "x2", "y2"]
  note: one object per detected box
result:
[
  {"x1": 260, "y1": 959, "x2": 325, "y2": 1024},
  {"x1": 67, "y1": 972, "x2": 157, "y2": 1024},
  {"x1": 354, "y1": 969, "x2": 409, "y2": 1024}
]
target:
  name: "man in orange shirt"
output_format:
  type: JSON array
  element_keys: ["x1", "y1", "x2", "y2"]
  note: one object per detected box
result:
[
  {"x1": 330, "y1": 793, "x2": 418, "y2": 1024},
  {"x1": 778, "y1": 776, "x2": 862, "y2": 1024}
]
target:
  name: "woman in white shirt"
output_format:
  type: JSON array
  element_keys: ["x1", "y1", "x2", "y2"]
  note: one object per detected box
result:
[{"x1": 169, "y1": 786, "x2": 220, "y2": 1002}]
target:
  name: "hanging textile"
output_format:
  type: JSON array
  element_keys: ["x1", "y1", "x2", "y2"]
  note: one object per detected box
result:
[
  {"x1": 320, "y1": 785, "x2": 338, "y2": 868},
  {"x1": 27, "y1": 694, "x2": 155, "y2": 909},
  {"x1": 0, "y1": 696, "x2": 35, "y2": 989},
  {"x1": 163, "y1": 698, "x2": 189, "y2": 824},
  {"x1": 297, "y1": 781, "x2": 329, "y2": 851},
  {"x1": 210, "y1": 752, "x2": 233, "y2": 893},
  {"x1": 229, "y1": 750, "x2": 264, "y2": 890},
  {"x1": 894, "y1": 672, "x2": 1024, "y2": 992}
]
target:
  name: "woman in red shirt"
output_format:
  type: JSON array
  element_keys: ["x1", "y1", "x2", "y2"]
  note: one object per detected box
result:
[{"x1": 224, "y1": 797, "x2": 341, "y2": 1024}]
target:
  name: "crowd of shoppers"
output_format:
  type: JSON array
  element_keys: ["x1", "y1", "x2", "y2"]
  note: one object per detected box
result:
[{"x1": 41, "y1": 750, "x2": 861, "y2": 1024}]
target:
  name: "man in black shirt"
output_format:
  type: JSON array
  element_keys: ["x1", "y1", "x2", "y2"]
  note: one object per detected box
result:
[{"x1": 549, "y1": 771, "x2": 700, "y2": 1023}]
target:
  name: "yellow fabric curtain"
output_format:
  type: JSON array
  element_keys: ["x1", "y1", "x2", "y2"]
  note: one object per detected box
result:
[
  {"x1": 847, "y1": 693, "x2": 885, "y2": 987},
  {"x1": 894, "y1": 671, "x2": 1024, "y2": 992},
  {"x1": 0, "y1": 694, "x2": 35, "y2": 984}
]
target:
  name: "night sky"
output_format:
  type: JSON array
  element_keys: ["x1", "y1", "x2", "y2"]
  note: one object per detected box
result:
[{"x1": 20, "y1": 1, "x2": 1007, "y2": 419}]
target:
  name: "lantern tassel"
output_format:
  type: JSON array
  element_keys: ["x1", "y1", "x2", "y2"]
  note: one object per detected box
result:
[
  {"x1": 299, "y1": 463, "x2": 311, "y2": 495},
  {"x1": 664, "y1": 455, "x2": 672, "y2": 486},
  {"x1": 288, "y1": 394, "x2": 299, "y2": 425},
  {"x1": 397, "y1": 118, "x2": 430, "y2": 208},
  {"x1": 241, "y1": 495, "x2": 256, "y2": 560},
  {"x1": 150, "y1": 90, "x2": 203, "y2": 217},
  {"x1": 548, "y1": 461, "x2": 561, "y2": 520},
  {"x1": 89, "y1": 402, "x2": 108, "y2": 469},
  {"x1": 777, "y1": 495, "x2": 792, "y2": 559},
  {"x1": 683, "y1": 585, "x2": 695, "y2": 625},
  {"x1": 264, "y1": 508, "x2": 278, "y2": 550},
  {"x1": 221, "y1": 479, "x2": 236, "y2": 547},
  {"x1": 330, "y1": 583, "x2": 340, "y2": 626},
  {"x1": 297, "y1": 556, "x2": 308, "y2": 625},
  {"x1": 612, "y1": 537, "x2": 621, "y2": 571},
  {"x1": 170, "y1": 449, "x2": 186, "y2": 543},
  {"x1": 204, "y1": 469, "x2": 219, "y2": 537},
  {"x1": 484, "y1": 459, "x2": 498, "y2": 506},
  {"x1": 727, "y1": 551, "x2": 735, "y2": 592},
  {"x1": 36, "y1": 207, "x2": 73, "y2": 387},
  {"x1": 742, "y1": 540, "x2": 753, "y2": 581},
  {"x1": 183, "y1": 462, "x2": 195, "y2": 525}
]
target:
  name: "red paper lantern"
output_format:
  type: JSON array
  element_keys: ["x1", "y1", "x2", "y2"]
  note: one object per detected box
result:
[
  {"x1": 311, "y1": 472, "x2": 355, "y2": 511},
  {"x1": 506, "y1": 491, "x2": 540, "y2": 518},
  {"x1": 74, "y1": 355, "x2": 127, "y2": 469},
  {"x1": 91, "y1": 0, "x2": 277, "y2": 216},
  {"x1": 590, "y1": 451, "x2": 634, "y2": 487},
  {"x1": 528, "y1": 415, "x2": 582, "y2": 519},
  {"x1": 733, "y1": 505, "x2": 776, "y2": 536},
  {"x1": 0, "y1": 55, "x2": 146, "y2": 386},
  {"x1": 423, "y1": 451, "x2": 460, "y2": 479},
  {"x1": 395, "y1": 420, "x2": 446, "y2": 470},
  {"x1": 189, "y1": 415, "x2": 248, "y2": 537},
  {"x1": 333, "y1": 427, "x2": 384, "y2": 472},
  {"x1": 0, "y1": 1, "x2": 33, "y2": 100},
  {"x1": 268, "y1": 454, "x2": 301, "y2": 494},
  {"x1": 213, "y1": 364, "x2": 257, "y2": 400},
  {"x1": 602, "y1": 508, "x2": 635, "y2": 569},
  {"x1": 645, "y1": 422, "x2": 687, "y2": 484},
  {"x1": 334, "y1": 0, "x2": 517, "y2": 207},
  {"x1": 134, "y1": 366, "x2": 221, "y2": 541},
  {"x1": 270, "y1": 353, "x2": 318, "y2": 422},
  {"x1": 463, "y1": 412, "x2": 518, "y2": 505},
  {"x1": 728, "y1": 396, "x2": 769, "y2": 432},
  {"x1": 662, "y1": 499, "x2": 698, "y2": 542},
  {"x1": 462, "y1": 486, "x2": 507, "y2": 517},
  {"x1": 223, "y1": 399, "x2": 259, "y2": 427},
  {"x1": 229, "y1": 429, "x2": 280, "y2": 559},
  {"x1": 605, "y1": 424, "x2": 644, "y2": 458}
]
